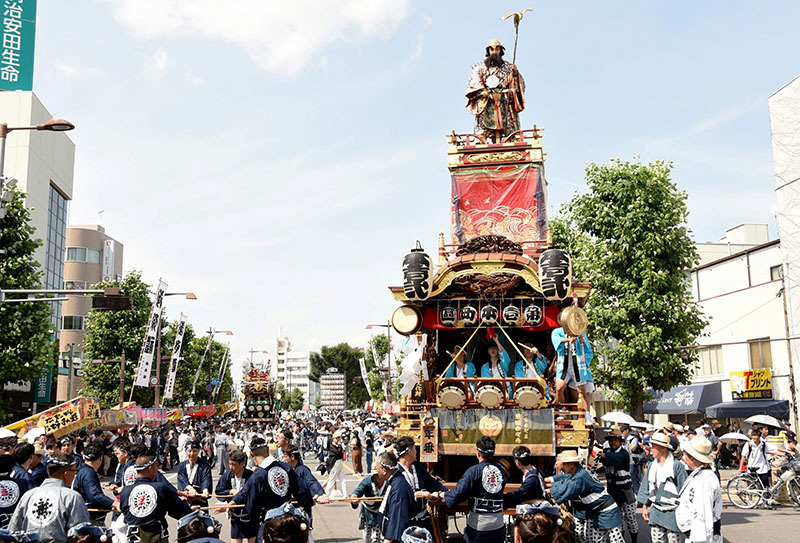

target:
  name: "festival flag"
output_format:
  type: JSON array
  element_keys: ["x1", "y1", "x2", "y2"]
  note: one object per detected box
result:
[
  {"x1": 133, "y1": 279, "x2": 168, "y2": 387},
  {"x1": 163, "y1": 313, "x2": 187, "y2": 399},
  {"x1": 359, "y1": 356, "x2": 372, "y2": 398}
]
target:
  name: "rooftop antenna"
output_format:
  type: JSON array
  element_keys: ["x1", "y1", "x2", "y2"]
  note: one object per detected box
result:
[{"x1": 98, "y1": 210, "x2": 105, "y2": 225}]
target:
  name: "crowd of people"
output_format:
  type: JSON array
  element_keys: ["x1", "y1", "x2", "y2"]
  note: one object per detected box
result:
[{"x1": 1, "y1": 409, "x2": 798, "y2": 543}]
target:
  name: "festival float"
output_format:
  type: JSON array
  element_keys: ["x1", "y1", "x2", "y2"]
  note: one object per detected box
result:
[
  {"x1": 240, "y1": 366, "x2": 279, "y2": 422},
  {"x1": 386, "y1": 22, "x2": 593, "y2": 541}
]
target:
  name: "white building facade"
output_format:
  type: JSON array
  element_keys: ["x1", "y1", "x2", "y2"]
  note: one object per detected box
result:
[{"x1": 274, "y1": 337, "x2": 318, "y2": 406}]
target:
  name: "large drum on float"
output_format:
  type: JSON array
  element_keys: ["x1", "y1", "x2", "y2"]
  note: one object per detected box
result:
[
  {"x1": 438, "y1": 385, "x2": 466, "y2": 408},
  {"x1": 559, "y1": 306, "x2": 588, "y2": 337},
  {"x1": 515, "y1": 385, "x2": 543, "y2": 409},
  {"x1": 392, "y1": 305, "x2": 424, "y2": 336},
  {"x1": 476, "y1": 384, "x2": 504, "y2": 409}
]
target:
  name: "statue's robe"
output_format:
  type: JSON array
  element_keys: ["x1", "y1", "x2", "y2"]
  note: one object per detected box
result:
[{"x1": 466, "y1": 60, "x2": 525, "y2": 142}]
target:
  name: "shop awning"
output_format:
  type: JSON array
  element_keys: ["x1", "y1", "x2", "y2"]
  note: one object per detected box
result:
[
  {"x1": 644, "y1": 382, "x2": 722, "y2": 415},
  {"x1": 705, "y1": 399, "x2": 790, "y2": 419}
]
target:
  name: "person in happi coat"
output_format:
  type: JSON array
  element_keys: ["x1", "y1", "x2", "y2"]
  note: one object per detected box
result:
[
  {"x1": 72, "y1": 443, "x2": 117, "y2": 524},
  {"x1": 176, "y1": 510, "x2": 222, "y2": 543},
  {"x1": 443, "y1": 345, "x2": 476, "y2": 379},
  {"x1": 513, "y1": 502, "x2": 563, "y2": 543},
  {"x1": 545, "y1": 450, "x2": 623, "y2": 543},
  {"x1": 120, "y1": 452, "x2": 192, "y2": 543},
  {"x1": 29, "y1": 446, "x2": 48, "y2": 487},
  {"x1": 675, "y1": 436, "x2": 722, "y2": 543},
  {"x1": 599, "y1": 430, "x2": 638, "y2": 543},
  {"x1": 261, "y1": 502, "x2": 311, "y2": 543},
  {"x1": 350, "y1": 450, "x2": 396, "y2": 543},
  {"x1": 376, "y1": 450, "x2": 415, "y2": 543},
  {"x1": 282, "y1": 445, "x2": 329, "y2": 526},
  {"x1": 0, "y1": 455, "x2": 31, "y2": 530},
  {"x1": 479, "y1": 335, "x2": 513, "y2": 398},
  {"x1": 393, "y1": 436, "x2": 447, "y2": 534},
  {"x1": 637, "y1": 432, "x2": 687, "y2": 543},
  {"x1": 8, "y1": 453, "x2": 90, "y2": 543},
  {"x1": 514, "y1": 344, "x2": 552, "y2": 401},
  {"x1": 66, "y1": 522, "x2": 114, "y2": 543},
  {"x1": 465, "y1": 40, "x2": 525, "y2": 142},
  {"x1": 215, "y1": 449, "x2": 259, "y2": 543},
  {"x1": 503, "y1": 446, "x2": 545, "y2": 509},
  {"x1": 11, "y1": 443, "x2": 36, "y2": 488},
  {"x1": 428, "y1": 437, "x2": 507, "y2": 543},
  {"x1": 59, "y1": 437, "x2": 84, "y2": 468},
  {"x1": 214, "y1": 431, "x2": 232, "y2": 476},
  {"x1": 226, "y1": 438, "x2": 306, "y2": 529},
  {"x1": 551, "y1": 327, "x2": 594, "y2": 424},
  {"x1": 177, "y1": 441, "x2": 213, "y2": 508}
]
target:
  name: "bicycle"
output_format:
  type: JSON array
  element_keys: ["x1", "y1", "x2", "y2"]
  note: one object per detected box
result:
[{"x1": 727, "y1": 458, "x2": 800, "y2": 509}]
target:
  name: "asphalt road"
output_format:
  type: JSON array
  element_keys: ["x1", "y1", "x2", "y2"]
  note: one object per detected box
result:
[{"x1": 103, "y1": 458, "x2": 800, "y2": 542}]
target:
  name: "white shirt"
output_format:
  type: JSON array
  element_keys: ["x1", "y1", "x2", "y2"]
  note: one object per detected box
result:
[
  {"x1": 676, "y1": 467, "x2": 722, "y2": 543},
  {"x1": 741, "y1": 439, "x2": 777, "y2": 474}
]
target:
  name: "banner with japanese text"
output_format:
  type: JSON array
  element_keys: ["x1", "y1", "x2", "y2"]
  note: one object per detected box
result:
[
  {"x1": 163, "y1": 313, "x2": 187, "y2": 399},
  {"x1": 730, "y1": 368, "x2": 773, "y2": 400},
  {"x1": 450, "y1": 164, "x2": 545, "y2": 245},
  {"x1": 134, "y1": 279, "x2": 167, "y2": 386},
  {"x1": 0, "y1": 0, "x2": 36, "y2": 91}
]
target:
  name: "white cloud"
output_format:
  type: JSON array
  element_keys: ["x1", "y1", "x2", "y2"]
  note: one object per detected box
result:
[
  {"x1": 145, "y1": 48, "x2": 169, "y2": 71},
  {"x1": 102, "y1": 0, "x2": 411, "y2": 75},
  {"x1": 55, "y1": 61, "x2": 76, "y2": 77}
]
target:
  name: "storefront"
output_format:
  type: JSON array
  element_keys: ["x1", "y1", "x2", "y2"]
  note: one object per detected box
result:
[
  {"x1": 644, "y1": 382, "x2": 723, "y2": 426},
  {"x1": 705, "y1": 368, "x2": 789, "y2": 420}
]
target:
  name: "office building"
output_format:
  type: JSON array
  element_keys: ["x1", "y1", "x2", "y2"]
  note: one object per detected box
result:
[{"x1": 274, "y1": 336, "x2": 317, "y2": 406}]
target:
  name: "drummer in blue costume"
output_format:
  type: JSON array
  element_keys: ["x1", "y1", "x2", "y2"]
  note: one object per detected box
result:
[
  {"x1": 393, "y1": 436, "x2": 447, "y2": 534},
  {"x1": 214, "y1": 449, "x2": 259, "y2": 543},
  {"x1": 119, "y1": 452, "x2": 192, "y2": 543},
  {"x1": 443, "y1": 345, "x2": 476, "y2": 379},
  {"x1": 479, "y1": 336, "x2": 512, "y2": 398},
  {"x1": 424, "y1": 437, "x2": 507, "y2": 543},
  {"x1": 551, "y1": 324, "x2": 594, "y2": 423},
  {"x1": 377, "y1": 450, "x2": 415, "y2": 543},
  {"x1": 545, "y1": 450, "x2": 623, "y2": 543},
  {"x1": 514, "y1": 344, "x2": 552, "y2": 401}
]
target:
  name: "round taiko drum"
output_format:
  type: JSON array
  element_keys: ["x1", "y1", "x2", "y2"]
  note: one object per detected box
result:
[
  {"x1": 559, "y1": 306, "x2": 588, "y2": 337},
  {"x1": 438, "y1": 386, "x2": 466, "y2": 409},
  {"x1": 392, "y1": 305, "x2": 424, "y2": 336},
  {"x1": 476, "y1": 384, "x2": 504, "y2": 409},
  {"x1": 515, "y1": 385, "x2": 543, "y2": 409}
]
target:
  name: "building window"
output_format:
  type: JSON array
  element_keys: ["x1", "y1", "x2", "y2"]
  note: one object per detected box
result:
[
  {"x1": 87, "y1": 249, "x2": 101, "y2": 264},
  {"x1": 749, "y1": 338, "x2": 773, "y2": 369},
  {"x1": 770, "y1": 265, "x2": 783, "y2": 281},
  {"x1": 46, "y1": 185, "x2": 68, "y2": 331},
  {"x1": 62, "y1": 315, "x2": 85, "y2": 330},
  {"x1": 66, "y1": 247, "x2": 101, "y2": 263},
  {"x1": 696, "y1": 345, "x2": 723, "y2": 377},
  {"x1": 65, "y1": 280, "x2": 88, "y2": 290}
]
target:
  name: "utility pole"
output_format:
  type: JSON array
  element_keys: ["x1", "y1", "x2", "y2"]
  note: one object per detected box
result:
[
  {"x1": 119, "y1": 352, "x2": 126, "y2": 409},
  {"x1": 67, "y1": 343, "x2": 75, "y2": 400}
]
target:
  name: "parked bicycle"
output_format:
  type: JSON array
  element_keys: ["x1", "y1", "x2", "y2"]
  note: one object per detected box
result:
[{"x1": 727, "y1": 458, "x2": 800, "y2": 509}]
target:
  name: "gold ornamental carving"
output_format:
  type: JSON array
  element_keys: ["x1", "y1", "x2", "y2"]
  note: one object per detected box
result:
[
  {"x1": 467, "y1": 151, "x2": 524, "y2": 163},
  {"x1": 478, "y1": 414, "x2": 503, "y2": 437}
]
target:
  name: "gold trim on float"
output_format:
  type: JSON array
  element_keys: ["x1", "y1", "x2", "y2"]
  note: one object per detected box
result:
[{"x1": 389, "y1": 274, "x2": 590, "y2": 302}]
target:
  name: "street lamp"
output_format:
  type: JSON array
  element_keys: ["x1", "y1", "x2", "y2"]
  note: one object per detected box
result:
[
  {"x1": 0, "y1": 118, "x2": 75, "y2": 175},
  {"x1": 365, "y1": 321, "x2": 393, "y2": 402}
]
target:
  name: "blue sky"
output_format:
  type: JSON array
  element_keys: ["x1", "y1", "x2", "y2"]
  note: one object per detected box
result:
[{"x1": 29, "y1": 1, "x2": 800, "y2": 382}]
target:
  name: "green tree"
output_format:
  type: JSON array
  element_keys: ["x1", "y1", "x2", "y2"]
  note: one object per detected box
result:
[
  {"x1": 309, "y1": 343, "x2": 368, "y2": 408},
  {"x1": 364, "y1": 333, "x2": 390, "y2": 400},
  {"x1": 180, "y1": 334, "x2": 232, "y2": 406},
  {"x1": 79, "y1": 272, "x2": 154, "y2": 407},
  {"x1": 287, "y1": 387, "x2": 304, "y2": 410},
  {"x1": 0, "y1": 188, "x2": 53, "y2": 421},
  {"x1": 552, "y1": 158, "x2": 707, "y2": 416}
]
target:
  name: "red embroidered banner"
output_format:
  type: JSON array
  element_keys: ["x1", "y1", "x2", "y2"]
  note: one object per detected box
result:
[{"x1": 451, "y1": 164, "x2": 545, "y2": 244}]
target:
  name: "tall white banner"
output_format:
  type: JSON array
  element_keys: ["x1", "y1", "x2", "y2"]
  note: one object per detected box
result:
[
  {"x1": 359, "y1": 356, "x2": 372, "y2": 398},
  {"x1": 212, "y1": 343, "x2": 231, "y2": 401},
  {"x1": 134, "y1": 279, "x2": 168, "y2": 387},
  {"x1": 163, "y1": 313, "x2": 187, "y2": 399}
]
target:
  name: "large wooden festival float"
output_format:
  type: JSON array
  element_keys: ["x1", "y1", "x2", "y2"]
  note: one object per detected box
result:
[{"x1": 386, "y1": 126, "x2": 593, "y2": 539}]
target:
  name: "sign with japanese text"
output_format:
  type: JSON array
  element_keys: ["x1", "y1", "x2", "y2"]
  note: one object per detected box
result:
[
  {"x1": 40, "y1": 397, "x2": 100, "y2": 438},
  {"x1": 33, "y1": 362, "x2": 51, "y2": 403},
  {"x1": 730, "y1": 368, "x2": 773, "y2": 400},
  {"x1": 134, "y1": 279, "x2": 167, "y2": 387},
  {"x1": 101, "y1": 239, "x2": 115, "y2": 281},
  {"x1": 0, "y1": 0, "x2": 36, "y2": 91},
  {"x1": 419, "y1": 420, "x2": 438, "y2": 463},
  {"x1": 163, "y1": 313, "x2": 186, "y2": 399}
]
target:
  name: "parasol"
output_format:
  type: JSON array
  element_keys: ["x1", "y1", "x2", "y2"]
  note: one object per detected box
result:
[
  {"x1": 744, "y1": 415, "x2": 785, "y2": 429},
  {"x1": 0, "y1": 428, "x2": 16, "y2": 439},
  {"x1": 600, "y1": 412, "x2": 637, "y2": 426},
  {"x1": 718, "y1": 432, "x2": 749, "y2": 445},
  {"x1": 22, "y1": 427, "x2": 45, "y2": 443}
]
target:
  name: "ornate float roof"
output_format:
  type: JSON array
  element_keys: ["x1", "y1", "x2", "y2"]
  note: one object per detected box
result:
[{"x1": 389, "y1": 251, "x2": 591, "y2": 303}]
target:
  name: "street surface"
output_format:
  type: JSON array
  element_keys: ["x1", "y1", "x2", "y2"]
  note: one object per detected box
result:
[{"x1": 101, "y1": 458, "x2": 800, "y2": 542}]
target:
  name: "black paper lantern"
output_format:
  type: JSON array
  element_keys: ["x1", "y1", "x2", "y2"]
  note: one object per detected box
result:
[
  {"x1": 402, "y1": 241, "x2": 433, "y2": 301},
  {"x1": 440, "y1": 306, "x2": 457, "y2": 327},
  {"x1": 502, "y1": 304, "x2": 522, "y2": 325},
  {"x1": 461, "y1": 305, "x2": 478, "y2": 326},
  {"x1": 524, "y1": 303, "x2": 544, "y2": 326},
  {"x1": 539, "y1": 249, "x2": 572, "y2": 301},
  {"x1": 481, "y1": 304, "x2": 498, "y2": 323}
]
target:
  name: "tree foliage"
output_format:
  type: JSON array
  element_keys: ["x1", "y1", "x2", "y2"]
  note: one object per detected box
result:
[
  {"x1": 309, "y1": 342, "x2": 369, "y2": 408},
  {"x1": 0, "y1": 188, "x2": 54, "y2": 421},
  {"x1": 551, "y1": 158, "x2": 707, "y2": 414}
]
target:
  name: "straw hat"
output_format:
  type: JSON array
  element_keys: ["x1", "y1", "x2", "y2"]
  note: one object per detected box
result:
[
  {"x1": 556, "y1": 450, "x2": 582, "y2": 464},
  {"x1": 681, "y1": 435, "x2": 713, "y2": 464},
  {"x1": 650, "y1": 432, "x2": 673, "y2": 451}
]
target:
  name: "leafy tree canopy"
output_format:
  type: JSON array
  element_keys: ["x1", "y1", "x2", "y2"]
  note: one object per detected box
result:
[{"x1": 551, "y1": 158, "x2": 707, "y2": 414}]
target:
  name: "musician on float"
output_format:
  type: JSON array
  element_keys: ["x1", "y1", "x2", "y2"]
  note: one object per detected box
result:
[
  {"x1": 514, "y1": 343, "x2": 552, "y2": 400},
  {"x1": 119, "y1": 452, "x2": 192, "y2": 543},
  {"x1": 479, "y1": 335, "x2": 512, "y2": 398},
  {"x1": 443, "y1": 345, "x2": 476, "y2": 379},
  {"x1": 214, "y1": 449, "x2": 259, "y2": 543},
  {"x1": 422, "y1": 437, "x2": 507, "y2": 543},
  {"x1": 503, "y1": 446, "x2": 545, "y2": 508},
  {"x1": 551, "y1": 325, "x2": 594, "y2": 420},
  {"x1": 394, "y1": 436, "x2": 447, "y2": 534}
]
